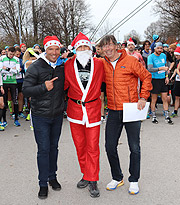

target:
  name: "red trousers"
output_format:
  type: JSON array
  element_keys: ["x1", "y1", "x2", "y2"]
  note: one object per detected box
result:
[{"x1": 70, "y1": 122, "x2": 100, "y2": 181}]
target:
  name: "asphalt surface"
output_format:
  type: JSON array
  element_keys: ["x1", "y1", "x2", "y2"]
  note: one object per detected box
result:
[{"x1": 0, "y1": 105, "x2": 180, "y2": 205}]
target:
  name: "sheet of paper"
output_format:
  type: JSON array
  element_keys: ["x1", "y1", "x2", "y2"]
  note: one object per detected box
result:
[{"x1": 123, "y1": 102, "x2": 150, "y2": 122}]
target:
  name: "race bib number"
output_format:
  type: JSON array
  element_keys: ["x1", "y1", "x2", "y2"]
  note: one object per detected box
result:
[
  {"x1": 158, "y1": 70, "x2": 165, "y2": 74},
  {"x1": 16, "y1": 73, "x2": 23, "y2": 79}
]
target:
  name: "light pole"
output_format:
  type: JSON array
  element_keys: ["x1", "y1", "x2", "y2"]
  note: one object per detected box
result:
[
  {"x1": 17, "y1": 0, "x2": 22, "y2": 44},
  {"x1": 118, "y1": 30, "x2": 120, "y2": 41}
]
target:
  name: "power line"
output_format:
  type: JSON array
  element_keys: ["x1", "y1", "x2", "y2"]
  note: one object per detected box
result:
[
  {"x1": 89, "y1": 0, "x2": 118, "y2": 40},
  {"x1": 95, "y1": 0, "x2": 153, "y2": 43}
]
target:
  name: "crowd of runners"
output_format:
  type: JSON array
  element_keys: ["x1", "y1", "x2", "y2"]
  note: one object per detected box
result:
[{"x1": 0, "y1": 34, "x2": 180, "y2": 132}]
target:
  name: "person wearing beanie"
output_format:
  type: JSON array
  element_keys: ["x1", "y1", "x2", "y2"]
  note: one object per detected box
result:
[
  {"x1": 148, "y1": 42, "x2": 173, "y2": 124},
  {"x1": 23, "y1": 36, "x2": 64, "y2": 199},
  {"x1": 19, "y1": 43, "x2": 27, "y2": 59},
  {"x1": 64, "y1": 32, "x2": 104, "y2": 198},
  {"x1": 33, "y1": 44, "x2": 41, "y2": 49},
  {"x1": 170, "y1": 46, "x2": 180, "y2": 117},
  {"x1": 151, "y1": 34, "x2": 160, "y2": 53},
  {"x1": 13, "y1": 44, "x2": 19, "y2": 48},
  {"x1": 163, "y1": 43, "x2": 173, "y2": 63},
  {"x1": 33, "y1": 44, "x2": 42, "y2": 54},
  {"x1": 121, "y1": 42, "x2": 127, "y2": 49},
  {"x1": 163, "y1": 43, "x2": 169, "y2": 51},
  {"x1": 5, "y1": 46, "x2": 9, "y2": 52}
]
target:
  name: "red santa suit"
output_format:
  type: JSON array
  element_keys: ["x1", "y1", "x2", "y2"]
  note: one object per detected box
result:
[{"x1": 64, "y1": 33, "x2": 104, "y2": 181}]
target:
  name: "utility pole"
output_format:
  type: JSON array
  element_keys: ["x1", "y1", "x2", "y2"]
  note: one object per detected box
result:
[
  {"x1": 118, "y1": 30, "x2": 120, "y2": 41},
  {"x1": 17, "y1": 0, "x2": 22, "y2": 44},
  {"x1": 32, "y1": 0, "x2": 37, "y2": 42}
]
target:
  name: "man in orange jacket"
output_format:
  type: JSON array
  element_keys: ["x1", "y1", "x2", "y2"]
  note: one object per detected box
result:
[{"x1": 100, "y1": 35, "x2": 152, "y2": 195}]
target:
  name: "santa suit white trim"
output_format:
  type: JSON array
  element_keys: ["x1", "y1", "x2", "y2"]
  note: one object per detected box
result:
[
  {"x1": 67, "y1": 116, "x2": 101, "y2": 127},
  {"x1": 67, "y1": 57, "x2": 101, "y2": 128},
  {"x1": 65, "y1": 57, "x2": 104, "y2": 128}
]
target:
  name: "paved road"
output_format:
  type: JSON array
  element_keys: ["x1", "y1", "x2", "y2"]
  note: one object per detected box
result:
[{"x1": 0, "y1": 105, "x2": 180, "y2": 205}]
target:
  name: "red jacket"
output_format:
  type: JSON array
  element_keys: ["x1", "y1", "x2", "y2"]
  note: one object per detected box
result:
[{"x1": 64, "y1": 56, "x2": 104, "y2": 127}]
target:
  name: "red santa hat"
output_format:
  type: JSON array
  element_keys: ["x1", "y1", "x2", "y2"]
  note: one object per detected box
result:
[
  {"x1": 174, "y1": 46, "x2": 180, "y2": 55},
  {"x1": 127, "y1": 37, "x2": 135, "y2": 46},
  {"x1": 43, "y1": 36, "x2": 62, "y2": 50},
  {"x1": 71, "y1": 32, "x2": 92, "y2": 50},
  {"x1": 20, "y1": 43, "x2": 26, "y2": 48}
]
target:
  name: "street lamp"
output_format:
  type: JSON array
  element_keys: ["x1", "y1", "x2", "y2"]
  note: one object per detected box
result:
[
  {"x1": 118, "y1": 30, "x2": 120, "y2": 41},
  {"x1": 17, "y1": 0, "x2": 22, "y2": 44}
]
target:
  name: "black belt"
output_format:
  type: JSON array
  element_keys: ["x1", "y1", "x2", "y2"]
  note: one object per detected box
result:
[{"x1": 70, "y1": 98, "x2": 98, "y2": 106}]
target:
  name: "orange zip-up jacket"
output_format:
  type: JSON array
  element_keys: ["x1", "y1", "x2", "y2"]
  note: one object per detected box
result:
[{"x1": 102, "y1": 49, "x2": 152, "y2": 110}]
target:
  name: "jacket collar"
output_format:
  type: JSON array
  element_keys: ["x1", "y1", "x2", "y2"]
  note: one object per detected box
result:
[
  {"x1": 39, "y1": 52, "x2": 64, "y2": 68},
  {"x1": 104, "y1": 49, "x2": 127, "y2": 64}
]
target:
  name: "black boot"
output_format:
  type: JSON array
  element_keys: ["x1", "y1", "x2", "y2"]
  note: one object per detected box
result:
[
  {"x1": 88, "y1": 181, "x2": 100, "y2": 198},
  {"x1": 38, "y1": 186, "x2": 48, "y2": 199},
  {"x1": 49, "y1": 179, "x2": 61, "y2": 190},
  {"x1": 77, "y1": 178, "x2": 89, "y2": 188}
]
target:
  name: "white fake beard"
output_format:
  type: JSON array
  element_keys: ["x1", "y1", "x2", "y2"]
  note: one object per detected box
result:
[{"x1": 76, "y1": 50, "x2": 92, "y2": 68}]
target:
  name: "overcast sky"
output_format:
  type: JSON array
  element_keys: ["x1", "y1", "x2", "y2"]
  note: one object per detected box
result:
[{"x1": 86, "y1": 0, "x2": 159, "y2": 42}]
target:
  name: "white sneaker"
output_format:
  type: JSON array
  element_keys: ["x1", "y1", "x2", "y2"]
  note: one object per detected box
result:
[
  {"x1": 129, "y1": 182, "x2": 139, "y2": 195},
  {"x1": 106, "y1": 179, "x2": 124, "y2": 191}
]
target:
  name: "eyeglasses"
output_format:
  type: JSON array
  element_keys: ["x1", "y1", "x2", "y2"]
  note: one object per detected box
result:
[{"x1": 102, "y1": 43, "x2": 115, "y2": 49}]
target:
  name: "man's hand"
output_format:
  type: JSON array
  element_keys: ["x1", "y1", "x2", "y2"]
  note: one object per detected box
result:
[
  {"x1": 45, "y1": 77, "x2": 58, "y2": 91},
  {"x1": 165, "y1": 77, "x2": 169, "y2": 85},
  {"x1": 2, "y1": 66, "x2": 6, "y2": 70},
  {"x1": 137, "y1": 98, "x2": 146, "y2": 110},
  {"x1": 0, "y1": 86, "x2": 4, "y2": 95},
  {"x1": 159, "y1": 66, "x2": 169, "y2": 71}
]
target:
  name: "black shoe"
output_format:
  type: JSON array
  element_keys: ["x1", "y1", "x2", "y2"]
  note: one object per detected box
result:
[
  {"x1": 77, "y1": 178, "x2": 89, "y2": 189},
  {"x1": 49, "y1": 179, "x2": 61, "y2": 191},
  {"x1": 38, "y1": 186, "x2": 48, "y2": 199},
  {"x1": 88, "y1": 181, "x2": 100, "y2": 198},
  {"x1": 152, "y1": 117, "x2": 158, "y2": 124},
  {"x1": 165, "y1": 117, "x2": 174, "y2": 125}
]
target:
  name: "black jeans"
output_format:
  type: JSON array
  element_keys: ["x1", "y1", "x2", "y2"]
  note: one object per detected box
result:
[
  {"x1": 32, "y1": 114, "x2": 63, "y2": 187},
  {"x1": 105, "y1": 109, "x2": 141, "y2": 182},
  {"x1": 3, "y1": 83, "x2": 18, "y2": 121}
]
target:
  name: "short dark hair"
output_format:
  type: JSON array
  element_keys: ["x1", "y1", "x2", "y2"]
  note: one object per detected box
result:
[
  {"x1": 15, "y1": 47, "x2": 21, "y2": 52},
  {"x1": 8, "y1": 46, "x2": 15, "y2": 52},
  {"x1": 100, "y1": 35, "x2": 117, "y2": 47},
  {"x1": 143, "y1": 40, "x2": 151, "y2": 48}
]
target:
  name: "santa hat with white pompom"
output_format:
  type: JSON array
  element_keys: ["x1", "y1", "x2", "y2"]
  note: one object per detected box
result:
[{"x1": 71, "y1": 32, "x2": 92, "y2": 50}]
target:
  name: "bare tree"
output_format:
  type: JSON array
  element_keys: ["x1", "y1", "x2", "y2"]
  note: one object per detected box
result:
[
  {"x1": 36, "y1": 0, "x2": 91, "y2": 46},
  {"x1": 0, "y1": 0, "x2": 91, "y2": 47},
  {"x1": 124, "y1": 30, "x2": 141, "y2": 44},
  {"x1": 153, "y1": 0, "x2": 180, "y2": 42},
  {"x1": 144, "y1": 21, "x2": 163, "y2": 42}
]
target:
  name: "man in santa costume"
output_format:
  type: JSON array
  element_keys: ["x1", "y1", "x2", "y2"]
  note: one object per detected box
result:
[{"x1": 64, "y1": 32, "x2": 104, "y2": 198}]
